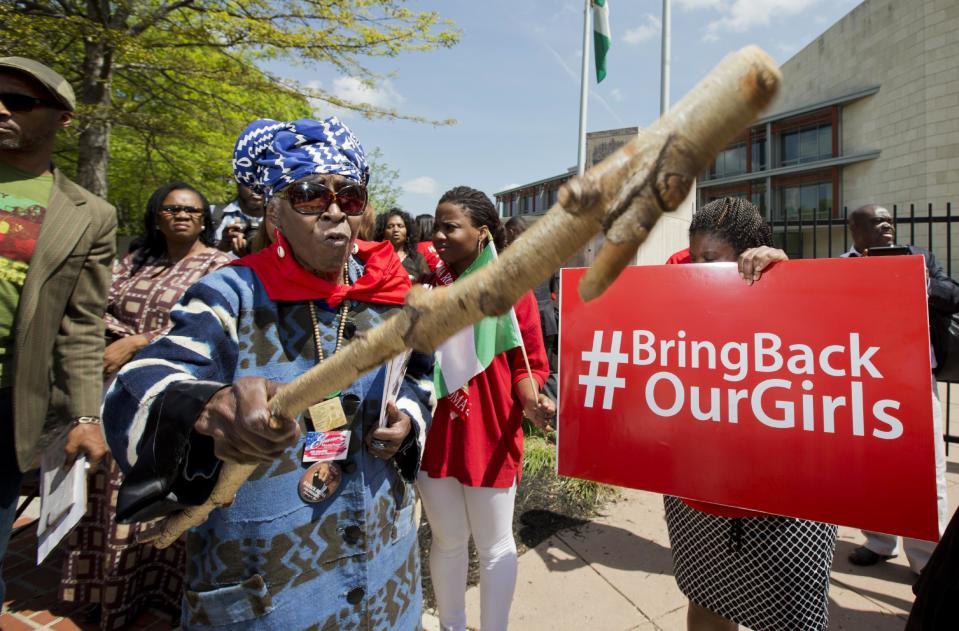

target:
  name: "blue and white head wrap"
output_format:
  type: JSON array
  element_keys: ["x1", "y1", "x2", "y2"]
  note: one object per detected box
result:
[{"x1": 232, "y1": 117, "x2": 370, "y2": 198}]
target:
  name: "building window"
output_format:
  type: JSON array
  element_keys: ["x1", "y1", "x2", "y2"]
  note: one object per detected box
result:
[
  {"x1": 775, "y1": 181, "x2": 832, "y2": 220},
  {"x1": 780, "y1": 123, "x2": 832, "y2": 166},
  {"x1": 548, "y1": 187, "x2": 558, "y2": 207},
  {"x1": 703, "y1": 188, "x2": 749, "y2": 208},
  {"x1": 751, "y1": 134, "x2": 766, "y2": 172},
  {"x1": 707, "y1": 142, "x2": 747, "y2": 180},
  {"x1": 751, "y1": 182, "x2": 767, "y2": 216}
]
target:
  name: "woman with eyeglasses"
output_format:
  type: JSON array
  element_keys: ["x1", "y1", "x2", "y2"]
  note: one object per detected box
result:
[
  {"x1": 100, "y1": 183, "x2": 230, "y2": 376},
  {"x1": 59, "y1": 182, "x2": 231, "y2": 629},
  {"x1": 100, "y1": 118, "x2": 433, "y2": 630}
]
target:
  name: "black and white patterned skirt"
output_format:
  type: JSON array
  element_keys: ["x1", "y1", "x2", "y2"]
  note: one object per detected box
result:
[{"x1": 664, "y1": 495, "x2": 838, "y2": 631}]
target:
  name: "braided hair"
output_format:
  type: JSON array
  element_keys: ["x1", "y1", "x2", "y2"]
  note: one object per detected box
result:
[
  {"x1": 373, "y1": 207, "x2": 419, "y2": 256},
  {"x1": 689, "y1": 197, "x2": 772, "y2": 254},
  {"x1": 437, "y1": 186, "x2": 507, "y2": 250}
]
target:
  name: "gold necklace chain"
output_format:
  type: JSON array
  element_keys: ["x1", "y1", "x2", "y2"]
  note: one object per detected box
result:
[{"x1": 307, "y1": 261, "x2": 351, "y2": 364}]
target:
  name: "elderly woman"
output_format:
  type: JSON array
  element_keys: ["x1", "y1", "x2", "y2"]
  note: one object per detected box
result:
[
  {"x1": 103, "y1": 117, "x2": 433, "y2": 630},
  {"x1": 60, "y1": 182, "x2": 231, "y2": 629}
]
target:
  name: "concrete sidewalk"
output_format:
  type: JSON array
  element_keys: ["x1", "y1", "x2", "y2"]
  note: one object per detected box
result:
[
  {"x1": 423, "y1": 452, "x2": 959, "y2": 631},
  {"x1": 5, "y1": 456, "x2": 956, "y2": 630}
]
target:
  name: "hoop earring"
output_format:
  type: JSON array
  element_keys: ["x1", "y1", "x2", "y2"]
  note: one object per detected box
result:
[{"x1": 478, "y1": 227, "x2": 491, "y2": 250}]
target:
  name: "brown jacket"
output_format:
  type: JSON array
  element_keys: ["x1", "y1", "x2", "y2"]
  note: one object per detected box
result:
[{"x1": 11, "y1": 166, "x2": 116, "y2": 471}]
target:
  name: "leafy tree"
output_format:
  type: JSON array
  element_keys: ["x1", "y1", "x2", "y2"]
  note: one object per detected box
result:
[
  {"x1": 47, "y1": 48, "x2": 310, "y2": 232},
  {"x1": 0, "y1": 0, "x2": 458, "y2": 230},
  {"x1": 366, "y1": 147, "x2": 401, "y2": 214}
]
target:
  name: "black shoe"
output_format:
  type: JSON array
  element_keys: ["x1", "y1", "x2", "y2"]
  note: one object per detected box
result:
[{"x1": 848, "y1": 546, "x2": 894, "y2": 566}]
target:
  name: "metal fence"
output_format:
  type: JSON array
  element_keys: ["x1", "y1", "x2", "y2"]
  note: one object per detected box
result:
[{"x1": 768, "y1": 203, "x2": 959, "y2": 452}]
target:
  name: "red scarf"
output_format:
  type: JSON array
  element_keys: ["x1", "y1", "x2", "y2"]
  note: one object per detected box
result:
[{"x1": 231, "y1": 233, "x2": 410, "y2": 306}]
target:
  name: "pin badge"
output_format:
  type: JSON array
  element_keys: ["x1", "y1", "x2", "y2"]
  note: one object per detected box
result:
[{"x1": 298, "y1": 461, "x2": 342, "y2": 504}]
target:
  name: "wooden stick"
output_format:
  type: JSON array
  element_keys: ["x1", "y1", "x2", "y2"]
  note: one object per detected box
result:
[{"x1": 141, "y1": 46, "x2": 781, "y2": 549}]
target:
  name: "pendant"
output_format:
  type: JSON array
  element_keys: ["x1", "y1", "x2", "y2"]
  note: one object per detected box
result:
[
  {"x1": 298, "y1": 461, "x2": 342, "y2": 504},
  {"x1": 307, "y1": 396, "x2": 348, "y2": 432}
]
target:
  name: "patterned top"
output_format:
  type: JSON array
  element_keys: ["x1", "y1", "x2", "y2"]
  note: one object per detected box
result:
[
  {"x1": 105, "y1": 248, "x2": 232, "y2": 342},
  {"x1": 103, "y1": 260, "x2": 433, "y2": 630},
  {"x1": 0, "y1": 161, "x2": 52, "y2": 387}
]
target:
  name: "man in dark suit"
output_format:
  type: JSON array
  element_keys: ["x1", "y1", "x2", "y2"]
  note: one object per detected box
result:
[
  {"x1": 843, "y1": 203, "x2": 959, "y2": 574},
  {"x1": 0, "y1": 57, "x2": 116, "y2": 602}
]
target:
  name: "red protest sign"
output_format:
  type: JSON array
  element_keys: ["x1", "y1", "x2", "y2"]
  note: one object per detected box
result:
[{"x1": 557, "y1": 256, "x2": 938, "y2": 541}]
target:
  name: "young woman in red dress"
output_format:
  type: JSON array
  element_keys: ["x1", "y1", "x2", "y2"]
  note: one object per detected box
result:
[{"x1": 418, "y1": 186, "x2": 554, "y2": 631}]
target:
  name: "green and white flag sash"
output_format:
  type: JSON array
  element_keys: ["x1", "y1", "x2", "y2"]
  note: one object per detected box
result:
[
  {"x1": 433, "y1": 241, "x2": 523, "y2": 419},
  {"x1": 593, "y1": 0, "x2": 610, "y2": 83}
]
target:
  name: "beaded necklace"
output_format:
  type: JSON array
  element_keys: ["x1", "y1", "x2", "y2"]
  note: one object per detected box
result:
[{"x1": 307, "y1": 260, "x2": 351, "y2": 363}]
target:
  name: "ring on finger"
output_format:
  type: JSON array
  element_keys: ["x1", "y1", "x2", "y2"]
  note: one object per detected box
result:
[{"x1": 370, "y1": 438, "x2": 390, "y2": 451}]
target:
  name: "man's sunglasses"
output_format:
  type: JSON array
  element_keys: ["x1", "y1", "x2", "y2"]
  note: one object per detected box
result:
[
  {"x1": 0, "y1": 92, "x2": 61, "y2": 113},
  {"x1": 280, "y1": 181, "x2": 368, "y2": 217},
  {"x1": 158, "y1": 205, "x2": 204, "y2": 217}
]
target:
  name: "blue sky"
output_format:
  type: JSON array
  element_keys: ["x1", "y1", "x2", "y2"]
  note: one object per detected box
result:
[{"x1": 276, "y1": 0, "x2": 864, "y2": 215}]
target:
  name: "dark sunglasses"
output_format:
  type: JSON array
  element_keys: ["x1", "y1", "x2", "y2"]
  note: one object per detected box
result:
[
  {"x1": 281, "y1": 181, "x2": 368, "y2": 217},
  {"x1": 0, "y1": 92, "x2": 61, "y2": 113},
  {"x1": 158, "y1": 205, "x2": 204, "y2": 217}
]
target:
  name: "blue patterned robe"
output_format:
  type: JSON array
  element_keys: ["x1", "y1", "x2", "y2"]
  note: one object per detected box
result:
[{"x1": 103, "y1": 258, "x2": 433, "y2": 630}]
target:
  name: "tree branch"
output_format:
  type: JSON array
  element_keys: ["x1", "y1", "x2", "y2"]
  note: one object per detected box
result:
[{"x1": 128, "y1": 0, "x2": 196, "y2": 36}]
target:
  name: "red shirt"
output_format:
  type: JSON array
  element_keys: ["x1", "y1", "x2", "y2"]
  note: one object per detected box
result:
[
  {"x1": 667, "y1": 247, "x2": 765, "y2": 519},
  {"x1": 421, "y1": 291, "x2": 550, "y2": 487},
  {"x1": 417, "y1": 241, "x2": 440, "y2": 272},
  {"x1": 665, "y1": 248, "x2": 691, "y2": 264}
]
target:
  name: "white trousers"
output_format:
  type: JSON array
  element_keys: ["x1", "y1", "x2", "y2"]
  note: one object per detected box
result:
[
  {"x1": 417, "y1": 473, "x2": 518, "y2": 631},
  {"x1": 862, "y1": 386, "x2": 949, "y2": 574}
]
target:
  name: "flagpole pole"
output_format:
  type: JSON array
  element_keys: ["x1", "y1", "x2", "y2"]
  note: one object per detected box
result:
[
  {"x1": 661, "y1": 0, "x2": 671, "y2": 115},
  {"x1": 512, "y1": 309, "x2": 546, "y2": 429},
  {"x1": 518, "y1": 344, "x2": 542, "y2": 411},
  {"x1": 577, "y1": 0, "x2": 591, "y2": 176}
]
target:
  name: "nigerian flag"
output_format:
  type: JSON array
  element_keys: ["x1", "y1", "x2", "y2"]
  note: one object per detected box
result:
[
  {"x1": 593, "y1": 0, "x2": 610, "y2": 83},
  {"x1": 434, "y1": 242, "x2": 523, "y2": 399}
]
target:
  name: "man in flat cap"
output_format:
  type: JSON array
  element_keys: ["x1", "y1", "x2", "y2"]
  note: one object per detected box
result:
[{"x1": 0, "y1": 57, "x2": 116, "y2": 602}]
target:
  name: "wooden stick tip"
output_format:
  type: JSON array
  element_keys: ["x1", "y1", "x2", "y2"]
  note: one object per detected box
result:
[{"x1": 579, "y1": 240, "x2": 639, "y2": 302}]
